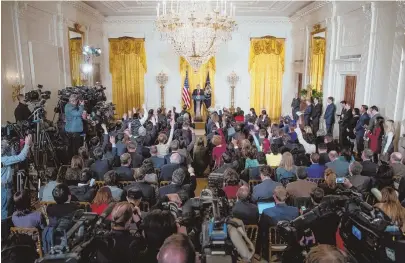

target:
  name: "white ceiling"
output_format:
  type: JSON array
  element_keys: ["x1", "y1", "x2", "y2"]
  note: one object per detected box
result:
[{"x1": 84, "y1": 1, "x2": 313, "y2": 17}]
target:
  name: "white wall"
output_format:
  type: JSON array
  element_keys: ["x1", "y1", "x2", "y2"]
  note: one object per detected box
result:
[
  {"x1": 1, "y1": 1, "x2": 105, "y2": 123},
  {"x1": 103, "y1": 16, "x2": 294, "y2": 115},
  {"x1": 291, "y1": 1, "x2": 405, "y2": 137}
]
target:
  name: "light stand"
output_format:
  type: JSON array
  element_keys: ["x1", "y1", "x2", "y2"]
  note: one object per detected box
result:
[
  {"x1": 156, "y1": 71, "x2": 168, "y2": 110},
  {"x1": 227, "y1": 71, "x2": 239, "y2": 113}
]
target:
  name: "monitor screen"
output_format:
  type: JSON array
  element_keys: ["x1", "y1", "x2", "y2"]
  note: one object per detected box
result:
[
  {"x1": 257, "y1": 202, "x2": 275, "y2": 214},
  {"x1": 352, "y1": 225, "x2": 362, "y2": 240}
]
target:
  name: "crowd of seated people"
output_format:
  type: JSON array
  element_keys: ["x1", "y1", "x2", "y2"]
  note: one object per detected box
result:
[{"x1": 2, "y1": 100, "x2": 405, "y2": 263}]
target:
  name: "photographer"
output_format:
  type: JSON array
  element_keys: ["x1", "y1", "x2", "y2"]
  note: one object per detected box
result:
[
  {"x1": 14, "y1": 94, "x2": 32, "y2": 123},
  {"x1": 1, "y1": 135, "x2": 32, "y2": 220},
  {"x1": 65, "y1": 94, "x2": 84, "y2": 159}
]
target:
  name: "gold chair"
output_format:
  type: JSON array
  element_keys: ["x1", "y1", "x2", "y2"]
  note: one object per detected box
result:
[
  {"x1": 245, "y1": 225, "x2": 260, "y2": 262},
  {"x1": 94, "y1": 181, "x2": 106, "y2": 191},
  {"x1": 159, "y1": 181, "x2": 170, "y2": 187},
  {"x1": 248, "y1": 180, "x2": 261, "y2": 190},
  {"x1": 306, "y1": 178, "x2": 325, "y2": 185},
  {"x1": 10, "y1": 227, "x2": 43, "y2": 258},
  {"x1": 117, "y1": 181, "x2": 132, "y2": 189},
  {"x1": 268, "y1": 226, "x2": 287, "y2": 262}
]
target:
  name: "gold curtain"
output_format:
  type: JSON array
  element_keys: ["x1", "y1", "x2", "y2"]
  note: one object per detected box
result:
[
  {"x1": 109, "y1": 37, "x2": 147, "y2": 117},
  {"x1": 180, "y1": 57, "x2": 215, "y2": 119},
  {"x1": 69, "y1": 38, "x2": 83, "y2": 86},
  {"x1": 310, "y1": 37, "x2": 325, "y2": 91},
  {"x1": 249, "y1": 37, "x2": 285, "y2": 121}
]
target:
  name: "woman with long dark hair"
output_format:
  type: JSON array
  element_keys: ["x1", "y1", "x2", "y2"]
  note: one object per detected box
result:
[
  {"x1": 12, "y1": 190, "x2": 46, "y2": 229},
  {"x1": 367, "y1": 116, "x2": 385, "y2": 162}
]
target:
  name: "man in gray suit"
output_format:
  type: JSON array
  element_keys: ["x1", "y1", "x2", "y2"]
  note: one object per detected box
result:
[
  {"x1": 326, "y1": 151, "x2": 349, "y2": 177},
  {"x1": 252, "y1": 165, "x2": 281, "y2": 202},
  {"x1": 367, "y1": 105, "x2": 381, "y2": 131}
]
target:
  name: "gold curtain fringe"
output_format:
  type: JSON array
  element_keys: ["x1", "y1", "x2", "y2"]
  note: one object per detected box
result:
[
  {"x1": 109, "y1": 38, "x2": 147, "y2": 72},
  {"x1": 69, "y1": 38, "x2": 83, "y2": 86},
  {"x1": 249, "y1": 37, "x2": 285, "y2": 73}
]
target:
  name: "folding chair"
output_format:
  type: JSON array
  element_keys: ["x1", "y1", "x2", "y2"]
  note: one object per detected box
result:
[
  {"x1": 268, "y1": 227, "x2": 287, "y2": 262},
  {"x1": 10, "y1": 227, "x2": 43, "y2": 258},
  {"x1": 159, "y1": 181, "x2": 170, "y2": 187}
]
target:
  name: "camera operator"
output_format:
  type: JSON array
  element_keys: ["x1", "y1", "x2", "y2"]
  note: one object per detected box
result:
[
  {"x1": 14, "y1": 94, "x2": 32, "y2": 123},
  {"x1": 157, "y1": 233, "x2": 196, "y2": 263},
  {"x1": 1, "y1": 134, "x2": 32, "y2": 220},
  {"x1": 64, "y1": 94, "x2": 85, "y2": 159},
  {"x1": 90, "y1": 202, "x2": 145, "y2": 263}
]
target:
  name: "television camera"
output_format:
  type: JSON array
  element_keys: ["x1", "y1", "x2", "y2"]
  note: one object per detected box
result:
[
  {"x1": 277, "y1": 190, "x2": 405, "y2": 263},
  {"x1": 25, "y1": 84, "x2": 51, "y2": 105},
  {"x1": 55, "y1": 85, "x2": 107, "y2": 114}
]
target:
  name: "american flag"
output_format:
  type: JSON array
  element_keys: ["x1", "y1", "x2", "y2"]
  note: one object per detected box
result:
[{"x1": 182, "y1": 70, "x2": 191, "y2": 109}]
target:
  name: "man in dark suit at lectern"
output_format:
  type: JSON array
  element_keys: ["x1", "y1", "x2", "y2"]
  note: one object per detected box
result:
[{"x1": 192, "y1": 84, "x2": 204, "y2": 117}]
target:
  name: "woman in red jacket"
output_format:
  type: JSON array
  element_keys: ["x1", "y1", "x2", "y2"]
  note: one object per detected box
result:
[
  {"x1": 211, "y1": 121, "x2": 226, "y2": 169},
  {"x1": 91, "y1": 186, "x2": 114, "y2": 216},
  {"x1": 366, "y1": 116, "x2": 385, "y2": 162}
]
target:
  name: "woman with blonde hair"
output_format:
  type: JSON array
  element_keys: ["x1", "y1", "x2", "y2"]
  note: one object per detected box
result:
[
  {"x1": 375, "y1": 187, "x2": 405, "y2": 232},
  {"x1": 319, "y1": 168, "x2": 338, "y2": 196},
  {"x1": 275, "y1": 152, "x2": 297, "y2": 181},
  {"x1": 156, "y1": 117, "x2": 175, "y2": 157},
  {"x1": 91, "y1": 186, "x2": 114, "y2": 216},
  {"x1": 65, "y1": 155, "x2": 84, "y2": 185},
  {"x1": 382, "y1": 120, "x2": 395, "y2": 156}
]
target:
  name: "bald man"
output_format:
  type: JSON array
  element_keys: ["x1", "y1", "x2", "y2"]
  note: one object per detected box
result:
[
  {"x1": 157, "y1": 234, "x2": 195, "y2": 263},
  {"x1": 231, "y1": 185, "x2": 259, "y2": 225},
  {"x1": 325, "y1": 151, "x2": 349, "y2": 177},
  {"x1": 390, "y1": 152, "x2": 405, "y2": 179}
]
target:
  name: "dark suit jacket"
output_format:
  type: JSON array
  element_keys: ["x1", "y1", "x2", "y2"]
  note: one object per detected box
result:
[
  {"x1": 324, "y1": 103, "x2": 336, "y2": 125},
  {"x1": 68, "y1": 185, "x2": 96, "y2": 202},
  {"x1": 150, "y1": 156, "x2": 166, "y2": 169},
  {"x1": 311, "y1": 103, "x2": 322, "y2": 121},
  {"x1": 319, "y1": 153, "x2": 330, "y2": 165},
  {"x1": 114, "y1": 166, "x2": 134, "y2": 181},
  {"x1": 123, "y1": 181, "x2": 156, "y2": 205},
  {"x1": 129, "y1": 152, "x2": 144, "y2": 168},
  {"x1": 291, "y1": 98, "x2": 301, "y2": 111},
  {"x1": 158, "y1": 177, "x2": 197, "y2": 199},
  {"x1": 160, "y1": 163, "x2": 181, "y2": 181},
  {"x1": 252, "y1": 179, "x2": 281, "y2": 202},
  {"x1": 262, "y1": 203, "x2": 299, "y2": 226},
  {"x1": 340, "y1": 108, "x2": 353, "y2": 129},
  {"x1": 361, "y1": 160, "x2": 378, "y2": 177},
  {"x1": 368, "y1": 113, "x2": 381, "y2": 131},
  {"x1": 355, "y1": 113, "x2": 370, "y2": 138},
  {"x1": 349, "y1": 175, "x2": 371, "y2": 194},
  {"x1": 232, "y1": 201, "x2": 259, "y2": 225},
  {"x1": 90, "y1": 159, "x2": 110, "y2": 181},
  {"x1": 304, "y1": 105, "x2": 313, "y2": 125}
]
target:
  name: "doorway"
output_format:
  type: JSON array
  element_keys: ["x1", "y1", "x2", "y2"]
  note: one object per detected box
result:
[
  {"x1": 344, "y1": 75, "x2": 357, "y2": 107},
  {"x1": 297, "y1": 73, "x2": 303, "y2": 94}
]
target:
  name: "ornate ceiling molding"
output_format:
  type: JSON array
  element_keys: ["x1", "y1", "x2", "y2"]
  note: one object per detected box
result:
[
  {"x1": 105, "y1": 16, "x2": 155, "y2": 24},
  {"x1": 17, "y1": 1, "x2": 28, "y2": 18},
  {"x1": 62, "y1": 1, "x2": 105, "y2": 23},
  {"x1": 290, "y1": 1, "x2": 331, "y2": 22},
  {"x1": 237, "y1": 17, "x2": 291, "y2": 24}
]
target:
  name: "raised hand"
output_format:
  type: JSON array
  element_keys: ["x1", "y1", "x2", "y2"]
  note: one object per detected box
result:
[
  {"x1": 25, "y1": 134, "x2": 32, "y2": 146},
  {"x1": 123, "y1": 113, "x2": 128, "y2": 120},
  {"x1": 101, "y1": 123, "x2": 107, "y2": 131},
  {"x1": 109, "y1": 136, "x2": 116, "y2": 145}
]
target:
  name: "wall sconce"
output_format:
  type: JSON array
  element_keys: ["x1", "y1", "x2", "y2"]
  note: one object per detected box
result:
[
  {"x1": 227, "y1": 71, "x2": 239, "y2": 113},
  {"x1": 12, "y1": 84, "x2": 25, "y2": 102},
  {"x1": 156, "y1": 71, "x2": 168, "y2": 109}
]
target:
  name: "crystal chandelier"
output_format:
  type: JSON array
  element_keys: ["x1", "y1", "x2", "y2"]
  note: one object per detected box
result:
[{"x1": 156, "y1": 0, "x2": 237, "y2": 70}]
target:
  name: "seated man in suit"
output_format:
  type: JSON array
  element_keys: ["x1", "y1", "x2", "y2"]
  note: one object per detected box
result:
[
  {"x1": 361, "y1": 149, "x2": 378, "y2": 177},
  {"x1": 252, "y1": 165, "x2": 282, "y2": 202},
  {"x1": 286, "y1": 166, "x2": 317, "y2": 198},
  {"x1": 160, "y1": 153, "x2": 182, "y2": 181},
  {"x1": 232, "y1": 185, "x2": 259, "y2": 225},
  {"x1": 68, "y1": 168, "x2": 96, "y2": 202},
  {"x1": 390, "y1": 152, "x2": 405, "y2": 180},
  {"x1": 158, "y1": 167, "x2": 196, "y2": 200},
  {"x1": 127, "y1": 142, "x2": 144, "y2": 168},
  {"x1": 318, "y1": 143, "x2": 330, "y2": 165},
  {"x1": 348, "y1": 161, "x2": 371, "y2": 195},
  {"x1": 123, "y1": 166, "x2": 156, "y2": 206},
  {"x1": 114, "y1": 153, "x2": 134, "y2": 181},
  {"x1": 149, "y1": 145, "x2": 166, "y2": 169},
  {"x1": 326, "y1": 151, "x2": 349, "y2": 177},
  {"x1": 262, "y1": 186, "x2": 299, "y2": 225},
  {"x1": 90, "y1": 147, "x2": 111, "y2": 181},
  {"x1": 164, "y1": 140, "x2": 185, "y2": 165},
  {"x1": 307, "y1": 153, "x2": 326, "y2": 179}
]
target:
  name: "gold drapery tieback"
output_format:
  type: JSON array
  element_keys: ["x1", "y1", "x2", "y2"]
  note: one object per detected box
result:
[
  {"x1": 69, "y1": 38, "x2": 83, "y2": 86},
  {"x1": 109, "y1": 37, "x2": 147, "y2": 117},
  {"x1": 249, "y1": 36, "x2": 285, "y2": 121},
  {"x1": 310, "y1": 37, "x2": 325, "y2": 91},
  {"x1": 180, "y1": 57, "x2": 215, "y2": 120},
  {"x1": 249, "y1": 37, "x2": 285, "y2": 73}
]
